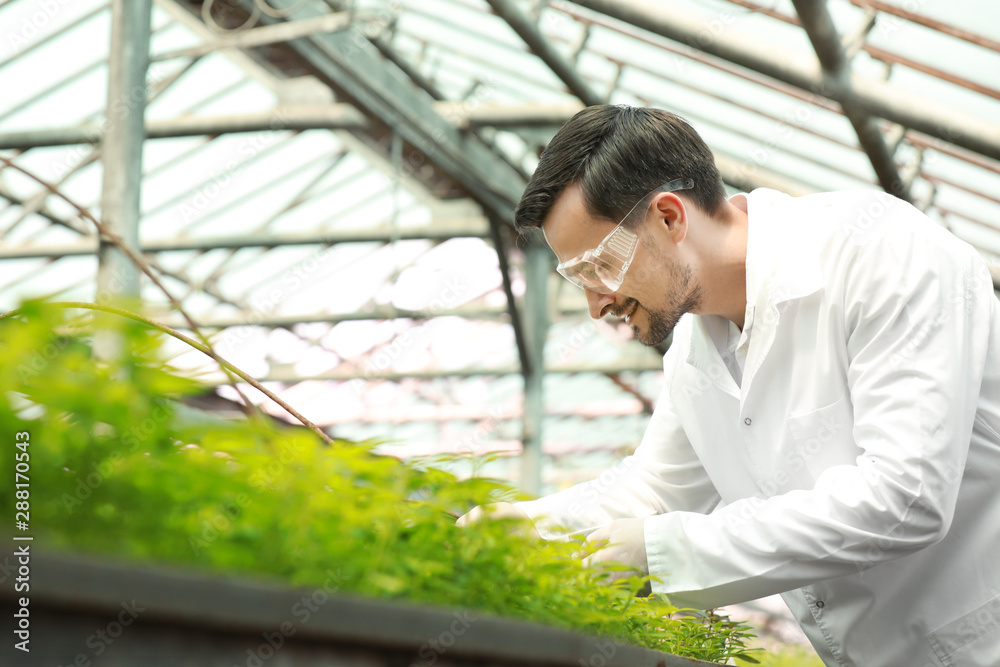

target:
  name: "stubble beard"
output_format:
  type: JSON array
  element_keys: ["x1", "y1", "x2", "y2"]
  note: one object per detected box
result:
[{"x1": 633, "y1": 260, "x2": 702, "y2": 347}]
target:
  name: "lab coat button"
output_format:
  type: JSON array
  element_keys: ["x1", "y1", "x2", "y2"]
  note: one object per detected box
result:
[
  {"x1": 816, "y1": 600, "x2": 825, "y2": 608},
  {"x1": 744, "y1": 418, "x2": 752, "y2": 426}
]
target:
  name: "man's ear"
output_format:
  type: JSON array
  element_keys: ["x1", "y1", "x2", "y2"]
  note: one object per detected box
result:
[{"x1": 655, "y1": 192, "x2": 688, "y2": 245}]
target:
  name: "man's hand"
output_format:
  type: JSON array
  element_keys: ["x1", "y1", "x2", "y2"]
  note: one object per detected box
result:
[
  {"x1": 580, "y1": 517, "x2": 649, "y2": 582},
  {"x1": 456, "y1": 502, "x2": 541, "y2": 538}
]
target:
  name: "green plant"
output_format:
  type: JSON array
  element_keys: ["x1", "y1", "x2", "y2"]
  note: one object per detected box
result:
[
  {"x1": 735, "y1": 644, "x2": 823, "y2": 667},
  {"x1": 0, "y1": 300, "x2": 760, "y2": 664}
]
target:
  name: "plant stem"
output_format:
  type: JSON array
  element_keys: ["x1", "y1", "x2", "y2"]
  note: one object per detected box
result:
[
  {"x1": 0, "y1": 155, "x2": 258, "y2": 418},
  {"x1": 0, "y1": 300, "x2": 335, "y2": 445}
]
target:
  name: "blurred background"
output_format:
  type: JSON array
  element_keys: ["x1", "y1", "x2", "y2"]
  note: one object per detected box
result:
[{"x1": 2, "y1": 0, "x2": 998, "y2": 659}]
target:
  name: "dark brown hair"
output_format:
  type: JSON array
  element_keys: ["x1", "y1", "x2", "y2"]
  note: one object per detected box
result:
[{"x1": 514, "y1": 105, "x2": 727, "y2": 234}]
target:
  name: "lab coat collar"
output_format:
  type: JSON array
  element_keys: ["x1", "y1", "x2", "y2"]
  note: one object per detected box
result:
[
  {"x1": 684, "y1": 314, "x2": 740, "y2": 395},
  {"x1": 685, "y1": 189, "x2": 824, "y2": 381},
  {"x1": 742, "y1": 188, "x2": 825, "y2": 311}
]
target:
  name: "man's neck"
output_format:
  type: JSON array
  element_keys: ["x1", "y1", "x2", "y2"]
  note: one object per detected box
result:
[{"x1": 697, "y1": 199, "x2": 750, "y2": 330}]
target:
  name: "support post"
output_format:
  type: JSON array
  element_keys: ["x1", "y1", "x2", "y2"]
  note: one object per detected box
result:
[
  {"x1": 521, "y1": 238, "x2": 551, "y2": 496},
  {"x1": 96, "y1": 0, "x2": 152, "y2": 304}
]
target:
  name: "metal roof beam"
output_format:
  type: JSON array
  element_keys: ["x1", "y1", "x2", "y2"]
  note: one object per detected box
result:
[
  {"x1": 0, "y1": 106, "x2": 368, "y2": 149},
  {"x1": 151, "y1": 10, "x2": 352, "y2": 61},
  {"x1": 229, "y1": 0, "x2": 536, "y2": 375},
  {"x1": 198, "y1": 361, "x2": 664, "y2": 386},
  {"x1": 485, "y1": 0, "x2": 605, "y2": 106},
  {"x1": 231, "y1": 1, "x2": 527, "y2": 219},
  {"x1": 845, "y1": 0, "x2": 1000, "y2": 52},
  {"x1": 154, "y1": 304, "x2": 598, "y2": 330},
  {"x1": 0, "y1": 223, "x2": 490, "y2": 260},
  {"x1": 567, "y1": 0, "x2": 1000, "y2": 162},
  {"x1": 156, "y1": 305, "x2": 523, "y2": 329},
  {"x1": 712, "y1": 152, "x2": 817, "y2": 197},
  {"x1": 791, "y1": 0, "x2": 909, "y2": 201},
  {"x1": 435, "y1": 102, "x2": 587, "y2": 129}
]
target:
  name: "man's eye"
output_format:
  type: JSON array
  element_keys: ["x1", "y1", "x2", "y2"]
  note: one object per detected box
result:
[{"x1": 579, "y1": 264, "x2": 600, "y2": 281}]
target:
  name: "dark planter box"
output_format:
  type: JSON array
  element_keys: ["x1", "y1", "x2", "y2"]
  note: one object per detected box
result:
[{"x1": 1, "y1": 549, "x2": 718, "y2": 666}]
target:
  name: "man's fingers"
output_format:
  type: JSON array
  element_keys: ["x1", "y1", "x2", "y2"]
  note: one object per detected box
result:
[{"x1": 585, "y1": 525, "x2": 610, "y2": 544}]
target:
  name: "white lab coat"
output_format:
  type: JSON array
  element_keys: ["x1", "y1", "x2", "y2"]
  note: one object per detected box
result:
[{"x1": 518, "y1": 189, "x2": 1000, "y2": 667}]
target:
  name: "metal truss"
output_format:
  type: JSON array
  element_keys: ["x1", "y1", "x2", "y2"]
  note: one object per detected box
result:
[
  {"x1": 566, "y1": 0, "x2": 1000, "y2": 161},
  {"x1": 0, "y1": 222, "x2": 491, "y2": 259},
  {"x1": 790, "y1": 0, "x2": 909, "y2": 201},
  {"x1": 0, "y1": 106, "x2": 368, "y2": 149}
]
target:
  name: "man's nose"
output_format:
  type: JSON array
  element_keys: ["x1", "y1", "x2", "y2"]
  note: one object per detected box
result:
[{"x1": 586, "y1": 289, "x2": 616, "y2": 320}]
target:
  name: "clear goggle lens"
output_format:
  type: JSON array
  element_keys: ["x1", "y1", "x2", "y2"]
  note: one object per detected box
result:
[
  {"x1": 556, "y1": 228, "x2": 637, "y2": 294},
  {"x1": 550, "y1": 178, "x2": 694, "y2": 294}
]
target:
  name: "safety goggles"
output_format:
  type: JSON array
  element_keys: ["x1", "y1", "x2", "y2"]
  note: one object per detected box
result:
[{"x1": 549, "y1": 178, "x2": 694, "y2": 294}]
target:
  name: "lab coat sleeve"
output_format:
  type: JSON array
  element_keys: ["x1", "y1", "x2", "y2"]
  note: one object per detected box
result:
[
  {"x1": 645, "y1": 218, "x2": 994, "y2": 608},
  {"x1": 517, "y1": 346, "x2": 721, "y2": 539}
]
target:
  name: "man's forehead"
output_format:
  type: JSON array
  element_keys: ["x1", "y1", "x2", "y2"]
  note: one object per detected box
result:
[{"x1": 540, "y1": 182, "x2": 595, "y2": 260}]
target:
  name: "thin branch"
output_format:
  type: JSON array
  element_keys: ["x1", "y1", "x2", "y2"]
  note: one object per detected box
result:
[
  {"x1": 0, "y1": 300, "x2": 335, "y2": 445},
  {"x1": 605, "y1": 373, "x2": 655, "y2": 415},
  {"x1": 0, "y1": 155, "x2": 258, "y2": 418}
]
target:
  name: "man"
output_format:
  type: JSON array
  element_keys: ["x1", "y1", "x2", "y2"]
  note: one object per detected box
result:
[{"x1": 459, "y1": 105, "x2": 1000, "y2": 666}]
